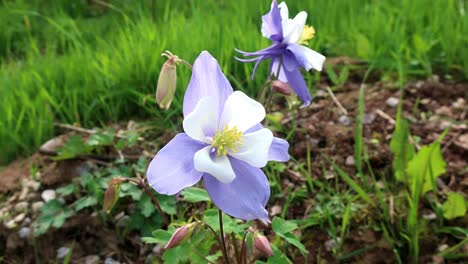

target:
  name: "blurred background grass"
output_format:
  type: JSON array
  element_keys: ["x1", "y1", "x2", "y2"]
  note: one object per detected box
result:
[{"x1": 0, "y1": 0, "x2": 467, "y2": 164}]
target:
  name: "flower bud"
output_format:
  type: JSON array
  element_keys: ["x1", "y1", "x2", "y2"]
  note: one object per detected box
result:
[
  {"x1": 164, "y1": 223, "x2": 195, "y2": 250},
  {"x1": 103, "y1": 178, "x2": 124, "y2": 213},
  {"x1": 271, "y1": 80, "x2": 292, "y2": 96},
  {"x1": 254, "y1": 234, "x2": 273, "y2": 256},
  {"x1": 156, "y1": 56, "x2": 178, "y2": 110}
]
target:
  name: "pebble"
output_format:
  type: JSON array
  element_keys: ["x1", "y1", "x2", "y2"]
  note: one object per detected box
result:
[
  {"x1": 57, "y1": 246, "x2": 71, "y2": 259},
  {"x1": 14, "y1": 213, "x2": 26, "y2": 223},
  {"x1": 452, "y1": 98, "x2": 466, "y2": 109},
  {"x1": 32, "y1": 201, "x2": 44, "y2": 212},
  {"x1": 41, "y1": 189, "x2": 56, "y2": 202},
  {"x1": 4, "y1": 219, "x2": 16, "y2": 229},
  {"x1": 104, "y1": 257, "x2": 120, "y2": 264},
  {"x1": 363, "y1": 113, "x2": 376, "y2": 125},
  {"x1": 345, "y1": 156, "x2": 355, "y2": 166},
  {"x1": 85, "y1": 255, "x2": 100, "y2": 264},
  {"x1": 18, "y1": 227, "x2": 31, "y2": 239},
  {"x1": 386, "y1": 97, "x2": 399, "y2": 107},
  {"x1": 325, "y1": 238, "x2": 341, "y2": 252},
  {"x1": 14, "y1": 201, "x2": 29, "y2": 212},
  {"x1": 152, "y1": 245, "x2": 163, "y2": 256},
  {"x1": 338, "y1": 115, "x2": 352, "y2": 126},
  {"x1": 270, "y1": 205, "x2": 282, "y2": 216},
  {"x1": 25, "y1": 180, "x2": 41, "y2": 191},
  {"x1": 422, "y1": 213, "x2": 437, "y2": 220}
]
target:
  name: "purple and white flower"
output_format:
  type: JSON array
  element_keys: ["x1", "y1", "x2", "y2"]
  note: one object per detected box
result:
[
  {"x1": 236, "y1": 0, "x2": 326, "y2": 107},
  {"x1": 147, "y1": 51, "x2": 289, "y2": 220}
]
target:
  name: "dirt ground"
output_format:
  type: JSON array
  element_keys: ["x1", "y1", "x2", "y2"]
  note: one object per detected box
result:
[{"x1": 0, "y1": 71, "x2": 467, "y2": 263}]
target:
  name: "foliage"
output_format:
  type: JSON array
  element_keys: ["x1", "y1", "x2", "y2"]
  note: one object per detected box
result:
[{"x1": 442, "y1": 192, "x2": 467, "y2": 220}]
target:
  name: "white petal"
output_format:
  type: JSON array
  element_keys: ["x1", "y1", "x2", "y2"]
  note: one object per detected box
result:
[
  {"x1": 284, "y1": 11, "x2": 307, "y2": 44},
  {"x1": 230, "y1": 128, "x2": 273, "y2": 167},
  {"x1": 291, "y1": 44, "x2": 326, "y2": 71},
  {"x1": 194, "y1": 146, "x2": 236, "y2": 183},
  {"x1": 278, "y1": 2, "x2": 289, "y2": 22},
  {"x1": 220, "y1": 91, "x2": 266, "y2": 132},
  {"x1": 183, "y1": 97, "x2": 218, "y2": 143}
]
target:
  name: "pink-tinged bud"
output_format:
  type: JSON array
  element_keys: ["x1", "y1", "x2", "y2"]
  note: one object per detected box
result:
[
  {"x1": 254, "y1": 234, "x2": 273, "y2": 256},
  {"x1": 103, "y1": 178, "x2": 124, "y2": 213},
  {"x1": 156, "y1": 56, "x2": 178, "y2": 110},
  {"x1": 271, "y1": 80, "x2": 292, "y2": 96},
  {"x1": 164, "y1": 223, "x2": 195, "y2": 250}
]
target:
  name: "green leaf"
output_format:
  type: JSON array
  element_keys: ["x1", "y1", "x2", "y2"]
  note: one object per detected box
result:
[
  {"x1": 180, "y1": 187, "x2": 210, "y2": 203},
  {"x1": 142, "y1": 229, "x2": 172, "y2": 244},
  {"x1": 355, "y1": 33, "x2": 371, "y2": 59},
  {"x1": 406, "y1": 141, "x2": 446, "y2": 195},
  {"x1": 55, "y1": 136, "x2": 90, "y2": 160},
  {"x1": 203, "y1": 209, "x2": 249, "y2": 235},
  {"x1": 272, "y1": 217, "x2": 298, "y2": 235},
  {"x1": 156, "y1": 194, "x2": 177, "y2": 215},
  {"x1": 87, "y1": 129, "x2": 115, "y2": 147},
  {"x1": 33, "y1": 200, "x2": 73, "y2": 236},
  {"x1": 442, "y1": 192, "x2": 467, "y2": 220},
  {"x1": 390, "y1": 118, "x2": 415, "y2": 182},
  {"x1": 73, "y1": 196, "x2": 98, "y2": 211},
  {"x1": 272, "y1": 217, "x2": 309, "y2": 255},
  {"x1": 56, "y1": 183, "x2": 78, "y2": 196},
  {"x1": 267, "y1": 244, "x2": 293, "y2": 264},
  {"x1": 138, "y1": 194, "x2": 156, "y2": 217}
]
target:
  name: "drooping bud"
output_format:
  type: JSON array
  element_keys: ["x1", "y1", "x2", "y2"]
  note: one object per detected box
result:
[
  {"x1": 156, "y1": 51, "x2": 178, "y2": 110},
  {"x1": 103, "y1": 178, "x2": 124, "y2": 213},
  {"x1": 253, "y1": 233, "x2": 273, "y2": 256},
  {"x1": 271, "y1": 80, "x2": 292, "y2": 96},
  {"x1": 164, "y1": 223, "x2": 196, "y2": 250}
]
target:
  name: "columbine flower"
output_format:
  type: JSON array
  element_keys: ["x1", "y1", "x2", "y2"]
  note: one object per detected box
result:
[
  {"x1": 147, "y1": 51, "x2": 289, "y2": 220},
  {"x1": 236, "y1": 0, "x2": 326, "y2": 107}
]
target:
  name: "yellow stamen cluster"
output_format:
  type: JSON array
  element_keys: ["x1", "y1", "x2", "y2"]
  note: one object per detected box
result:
[
  {"x1": 298, "y1": 25, "x2": 316, "y2": 45},
  {"x1": 211, "y1": 125, "x2": 243, "y2": 157}
]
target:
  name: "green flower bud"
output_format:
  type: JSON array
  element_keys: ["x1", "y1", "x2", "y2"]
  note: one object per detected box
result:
[{"x1": 103, "y1": 178, "x2": 124, "y2": 213}]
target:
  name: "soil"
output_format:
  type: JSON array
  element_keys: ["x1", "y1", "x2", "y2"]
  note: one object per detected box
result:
[{"x1": 0, "y1": 71, "x2": 467, "y2": 263}]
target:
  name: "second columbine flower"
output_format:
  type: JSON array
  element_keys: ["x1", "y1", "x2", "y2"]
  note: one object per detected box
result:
[{"x1": 236, "y1": 0, "x2": 326, "y2": 107}]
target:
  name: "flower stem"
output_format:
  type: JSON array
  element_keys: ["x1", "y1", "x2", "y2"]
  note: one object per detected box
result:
[
  {"x1": 219, "y1": 210, "x2": 231, "y2": 264},
  {"x1": 125, "y1": 177, "x2": 169, "y2": 226}
]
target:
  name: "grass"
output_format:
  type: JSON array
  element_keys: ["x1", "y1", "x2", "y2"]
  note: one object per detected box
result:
[{"x1": 0, "y1": 0, "x2": 467, "y2": 164}]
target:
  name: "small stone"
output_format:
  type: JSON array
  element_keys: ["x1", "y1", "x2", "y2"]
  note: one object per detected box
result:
[
  {"x1": 14, "y1": 202, "x2": 29, "y2": 212},
  {"x1": 32, "y1": 201, "x2": 44, "y2": 212},
  {"x1": 325, "y1": 238, "x2": 341, "y2": 252},
  {"x1": 422, "y1": 213, "x2": 437, "y2": 220},
  {"x1": 104, "y1": 257, "x2": 120, "y2": 264},
  {"x1": 386, "y1": 97, "x2": 399, "y2": 107},
  {"x1": 25, "y1": 180, "x2": 41, "y2": 191},
  {"x1": 420, "y1": 98, "x2": 431, "y2": 105},
  {"x1": 452, "y1": 98, "x2": 466, "y2": 109},
  {"x1": 270, "y1": 205, "x2": 282, "y2": 216},
  {"x1": 4, "y1": 219, "x2": 16, "y2": 229},
  {"x1": 435, "y1": 106, "x2": 452, "y2": 116},
  {"x1": 14, "y1": 213, "x2": 26, "y2": 223},
  {"x1": 57, "y1": 247, "x2": 71, "y2": 259},
  {"x1": 22, "y1": 217, "x2": 31, "y2": 226},
  {"x1": 315, "y1": 90, "x2": 328, "y2": 98},
  {"x1": 363, "y1": 113, "x2": 376, "y2": 125},
  {"x1": 437, "y1": 244, "x2": 449, "y2": 252},
  {"x1": 338, "y1": 115, "x2": 352, "y2": 126},
  {"x1": 345, "y1": 156, "x2": 355, "y2": 166},
  {"x1": 18, "y1": 227, "x2": 31, "y2": 239},
  {"x1": 85, "y1": 255, "x2": 100, "y2": 264},
  {"x1": 19, "y1": 186, "x2": 29, "y2": 201},
  {"x1": 41, "y1": 189, "x2": 56, "y2": 202},
  {"x1": 152, "y1": 244, "x2": 164, "y2": 255},
  {"x1": 325, "y1": 171, "x2": 335, "y2": 180}
]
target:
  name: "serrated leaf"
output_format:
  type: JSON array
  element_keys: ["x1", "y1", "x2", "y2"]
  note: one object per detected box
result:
[
  {"x1": 55, "y1": 136, "x2": 90, "y2": 160},
  {"x1": 138, "y1": 194, "x2": 156, "y2": 217},
  {"x1": 442, "y1": 192, "x2": 467, "y2": 220},
  {"x1": 156, "y1": 194, "x2": 177, "y2": 215},
  {"x1": 87, "y1": 130, "x2": 115, "y2": 147},
  {"x1": 56, "y1": 184, "x2": 78, "y2": 196},
  {"x1": 272, "y1": 217, "x2": 298, "y2": 235},
  {"x1": 406, "y1": 141, "x2": 446, "y2": 195},
  {"x1": 73, "y1": 196, "x2": 98, "y2": 211},
  {"x1": 180, "y1": 187, "x2": 210, "y2": 203}
]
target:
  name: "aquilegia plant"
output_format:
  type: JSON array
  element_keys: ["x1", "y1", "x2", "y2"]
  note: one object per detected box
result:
[
  {"x1": 147, "y1": 51, "x2": 289, "y2": 221},
  {"x1": 236, "y1": 0, "x2": 325, "y2": 107},
  {"x1": 105, "y1": 1, "x2": 326, "y2": 262}
]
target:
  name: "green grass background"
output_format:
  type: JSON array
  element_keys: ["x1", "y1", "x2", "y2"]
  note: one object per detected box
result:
[{"x1": 0, "y1": 0, "x2": 467, "y2": 164}]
